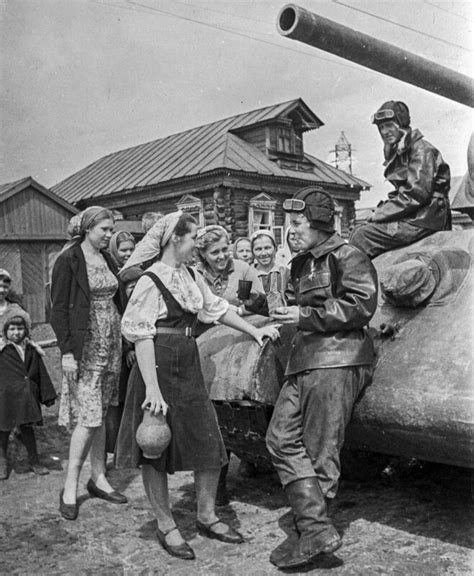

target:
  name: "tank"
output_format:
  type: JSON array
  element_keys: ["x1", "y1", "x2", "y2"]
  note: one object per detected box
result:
[
  {"x1": 197, "y1": 230, "x2": 473, "y2": 470},
  {"x1": 276, "y1": 4, "x2": 473, "y2": 108}
]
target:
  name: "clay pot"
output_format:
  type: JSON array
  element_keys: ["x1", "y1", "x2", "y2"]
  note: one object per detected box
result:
[{"x1": 135, "y1": 410, "x2": 171, "y2": 459}]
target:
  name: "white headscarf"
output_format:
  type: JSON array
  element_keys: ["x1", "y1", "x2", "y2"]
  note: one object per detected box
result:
[{"x1": 121, "y1": 211, "x2": 182, "y2": 271}]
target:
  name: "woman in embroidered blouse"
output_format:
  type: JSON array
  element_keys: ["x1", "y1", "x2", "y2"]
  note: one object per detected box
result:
[
  {"x1": 118, "y1": 212, "x2": 279, "y2": 561},
  {"x1": 195, "y1": 225, "x2": 264, "y2": 313},
  {"x1": 50, "y1": 206, "x2": 126, "y2": 521}
]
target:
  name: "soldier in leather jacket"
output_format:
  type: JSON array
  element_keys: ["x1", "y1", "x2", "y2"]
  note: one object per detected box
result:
[
  {"x1": 265, "y1": 187, "x2": 378, "y2": 569},
  {"x1": 350, "y1": 100, "x2": 451, "y2": 259}
]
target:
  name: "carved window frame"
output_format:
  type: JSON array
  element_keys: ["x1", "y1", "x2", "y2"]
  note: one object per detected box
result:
[
  {"x1": 248, "y1": 193, "x2": 277, "y2": 237},
  {"x1": 176, "y1": 194, "x2": 204, "y2": 227}
]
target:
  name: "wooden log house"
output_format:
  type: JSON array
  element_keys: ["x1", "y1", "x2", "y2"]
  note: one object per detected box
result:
[{"x1": 52, "y1": 99, "x2": 371, "y2": 245}]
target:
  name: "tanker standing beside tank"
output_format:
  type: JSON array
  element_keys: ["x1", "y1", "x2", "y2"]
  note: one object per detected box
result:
[{"x1": 262, "y1": 187, "x2": 378, "y2": 569}]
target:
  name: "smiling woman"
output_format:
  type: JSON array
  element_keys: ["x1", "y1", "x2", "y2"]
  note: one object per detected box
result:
[
  {"x1": 195, "y1": 226, "x2": 263, "y2": 309},
  {"x1": 251, "y1": 230, "x2": 289, "y2": 313}
]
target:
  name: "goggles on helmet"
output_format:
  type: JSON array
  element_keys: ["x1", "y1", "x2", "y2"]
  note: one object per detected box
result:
[
  {"x1": 283, "y1": 198, "x2": 306, "y2": 212},
  {"x1": 371, "y1": 109, "x2": 396, "y2": 123}
]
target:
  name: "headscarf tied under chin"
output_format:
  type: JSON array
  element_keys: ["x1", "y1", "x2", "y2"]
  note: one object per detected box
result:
[
  {"x1": 62, "y1": 206, "x2": 111, "y2": 253},
  {"x1": 121, "y1": 211, "x2": 183, "y2": 272}
]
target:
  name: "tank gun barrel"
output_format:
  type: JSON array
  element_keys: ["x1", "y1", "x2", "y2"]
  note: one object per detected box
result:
[{"x1": 277, "y1": 4, "x2": 473, "y2": 108}]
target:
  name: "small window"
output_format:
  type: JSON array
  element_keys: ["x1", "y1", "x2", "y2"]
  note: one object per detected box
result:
[
  {"x1": 253, "y1": 209, "x2": 272, "y2": 230},
  {"x1": 248, "y1": 193, "x2": 277, "y2": 237},
  {"x1": 277, "y1": 128, "x2": 292, "y2": 154},
  {"x1": 272, "y1": 226, "x2": 284, "y2": 247}
]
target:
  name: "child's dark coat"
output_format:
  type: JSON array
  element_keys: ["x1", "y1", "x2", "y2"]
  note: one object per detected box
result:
[{"x1": 0, "y1": 343, "x2": 57, "y2": 431}]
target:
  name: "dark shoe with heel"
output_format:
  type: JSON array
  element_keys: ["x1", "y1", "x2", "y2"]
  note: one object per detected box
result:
[
  {"x1": 196, "y1": 520, "x2": 244, "y2": 544},
  {"x1": 86, "y1": 479, "x2": 128, "y2": 504},
  {"x1": 59, "y1": 489, "x2": 78, "y2": 520},
  {"x1": 156, "y1": 527, "x2": 195, "y2": 560}
]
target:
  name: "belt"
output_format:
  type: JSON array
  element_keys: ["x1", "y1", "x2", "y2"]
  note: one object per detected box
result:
[{"x1": 155, "y1": 326, "x2": 195, "y2": 337}]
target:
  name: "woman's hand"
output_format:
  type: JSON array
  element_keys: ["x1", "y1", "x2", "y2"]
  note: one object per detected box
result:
[
  {"x1": 61, "y1": 353, "x2": 78, "y2": 384},
  {"x1": 270, "y1": 305, "x2": 300, "y2": 325},
  {"x1": 252, "y1": 324, "x2": 281, "y2": 347},
  {"x1": 125, "y1": 349, "x2": 136, "y2": 367},
  {"x1": 141, "y1": 385, "x2": 168, "y2": 416}
]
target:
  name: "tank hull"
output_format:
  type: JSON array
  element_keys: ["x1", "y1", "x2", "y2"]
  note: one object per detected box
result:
[{"x1": 197, "y1": 231, "x2": 474, "y2": 468}]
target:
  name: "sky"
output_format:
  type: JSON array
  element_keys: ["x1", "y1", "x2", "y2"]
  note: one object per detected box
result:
[{"x1": 1, "y1": 0, "x2": 472, "y2": 208}]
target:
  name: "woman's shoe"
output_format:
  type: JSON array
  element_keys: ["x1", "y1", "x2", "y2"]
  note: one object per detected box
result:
[
  {"x1": 86, "y1": 479, "x2": 128, "y2": 504},
  {"x1": 0, "y1": 459, "x2": 9, "y2": 480},
  {"x1": 59, "y1": 489, "x2": 78, "y2": 521},
  {"x1": 196, "y1": 520, "x2": 244, "y2": 544},
  {"x1": 156, "y1": 527, "x2": 195, "y2": 560},
  {"x1": 31, "y1": 463, "x2": 49, "y2": 476}
]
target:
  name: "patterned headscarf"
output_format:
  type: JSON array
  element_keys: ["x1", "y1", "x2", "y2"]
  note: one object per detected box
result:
[{"x1": 121, "y1": 211, "x2": 183, "y2": 271}]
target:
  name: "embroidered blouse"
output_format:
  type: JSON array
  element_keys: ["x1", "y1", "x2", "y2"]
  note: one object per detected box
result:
[{"x1": 121, "y1": 261, "x2": 229, "y2": 342}]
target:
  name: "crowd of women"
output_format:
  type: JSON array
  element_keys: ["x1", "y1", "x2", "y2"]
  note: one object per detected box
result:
[
  {"x1": 0, "y1": 191, "x2": 378, "y2": 568},
  {"x1": 1, "y1": 206, "x2": 292, "y2": 557}
]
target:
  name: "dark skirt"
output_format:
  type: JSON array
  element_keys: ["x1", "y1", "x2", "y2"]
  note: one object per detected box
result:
[{"x1": 115, "y1": 333, "x2": 227, "y2": 474}]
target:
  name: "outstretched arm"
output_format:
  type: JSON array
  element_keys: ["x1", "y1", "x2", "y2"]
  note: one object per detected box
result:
[{"x1": 219, "y1": 308, "x2": 280, "y2": 346}]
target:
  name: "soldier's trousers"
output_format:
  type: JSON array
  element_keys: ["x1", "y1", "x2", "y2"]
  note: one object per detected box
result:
[
  {"x1": 349, "y1": 220, "x2": 434, "y2": 260},
  {"x1": 266, "y1": 365, "x2": 373, "y2": 498}
]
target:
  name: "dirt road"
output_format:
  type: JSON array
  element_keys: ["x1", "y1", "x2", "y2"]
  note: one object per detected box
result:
[
  {"x1": 1, "y1": 330, "x2": 472, "y2": 575},
  {"x1": 0, "y1": 410, "x2": 472, "y2": 576}
]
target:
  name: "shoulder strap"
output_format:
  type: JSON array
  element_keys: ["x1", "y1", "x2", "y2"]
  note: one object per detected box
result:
[
  {"x1": 186, "y1": 266, "x2": 195, "y2": 280},
  {"x1": 143, "y1": 270, "x2": 173, "y2": 306}
]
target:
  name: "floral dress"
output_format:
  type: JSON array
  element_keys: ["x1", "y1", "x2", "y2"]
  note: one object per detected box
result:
[{"x1": 58, "y1": 260, "x2": 122, "y2": 428}]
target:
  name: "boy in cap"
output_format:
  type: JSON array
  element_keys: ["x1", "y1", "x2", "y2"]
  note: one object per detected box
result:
[
  {"x1": 350, "y1": 100, "x2": 451, "y2": 259},
  {"x1": 265, "y1": 187, "x2": 378, "y2": 569}
]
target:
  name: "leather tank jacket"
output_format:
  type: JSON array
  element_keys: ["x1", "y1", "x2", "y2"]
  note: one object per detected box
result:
[
  {"x1": 286, "y1": 234, "x2": 378, "y2": 375},
  {"x1": 372, "y1": 128, "x2": 451, "y2": 230}
]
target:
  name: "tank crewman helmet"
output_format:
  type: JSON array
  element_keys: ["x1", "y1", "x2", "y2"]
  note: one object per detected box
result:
[
  {"x1": 283, "y1": 187, "x2": 335, "y2": 233},
  {"x1": 372, "y1": 101, "x2": 411, "y2": 128}
]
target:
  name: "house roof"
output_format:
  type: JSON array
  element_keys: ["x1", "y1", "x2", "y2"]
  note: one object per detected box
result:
[
  {"x1": 0, "y1": 176, "x2": 78, "y2": 213},
  {"x1": 52, "y1": 98, "x2": 370, "y2": 204}
]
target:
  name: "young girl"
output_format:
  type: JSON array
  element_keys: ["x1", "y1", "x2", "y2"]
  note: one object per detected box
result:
[{"x1": 0, "y1": 310, "x2": 57, "y2": 480}]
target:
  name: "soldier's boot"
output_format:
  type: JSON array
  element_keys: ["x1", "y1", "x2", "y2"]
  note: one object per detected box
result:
[
  {"x1": 269, "y1": 515, "x2": 299, "y2": 566},
  {"x1": 274, "y1": 477, "x2": 342, "y2": 569}
]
